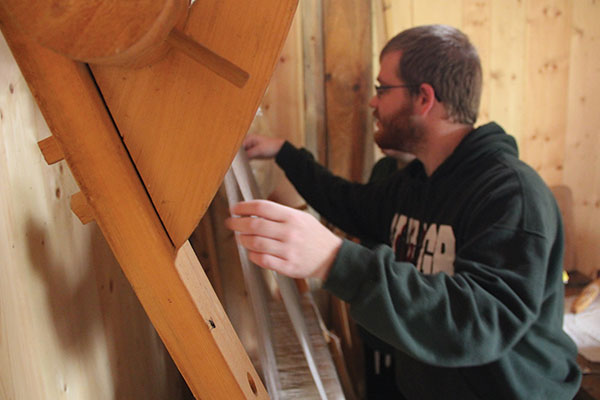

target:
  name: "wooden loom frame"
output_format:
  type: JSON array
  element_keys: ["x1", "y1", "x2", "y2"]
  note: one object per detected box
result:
[{"x1": 0, "y1": 1, "x2": 299, "y2": 398}]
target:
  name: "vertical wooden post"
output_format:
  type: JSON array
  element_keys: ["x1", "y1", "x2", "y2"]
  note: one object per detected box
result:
[
  {"x1": 301, "y1": 0, "x2": 327, "y2": 164},
  {"x1": 323, "y1": 0, "x2": 373, "y2": 182}
]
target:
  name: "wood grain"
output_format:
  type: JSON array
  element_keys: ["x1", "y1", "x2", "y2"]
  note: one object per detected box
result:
[
  {"x1": 462, "y1": 0, "x2": 491, "y2": 123},
  {"x1": 521, "y1": 0, "x2": 571, "y2": 186},
  {"x1": 2, "y1": 0, "x2": 189, "y2": 67},
  {"x1": 301, "y1": 0, "x2": 327, "y2": 163},
  {"x1": 564, "y1": 0, "x2": 600, "y2": 277},
  {"x1": 323, "y1": 0, "x2": 373, "y2": 182},
  {"x1": 487, "y1": 0, "x2": 526, "y2": 142},
  {"x1": 91, "y1": 0, "x2": 299, "y2": 248}
]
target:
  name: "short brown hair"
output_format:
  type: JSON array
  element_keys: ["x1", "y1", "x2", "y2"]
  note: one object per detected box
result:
[{"x1": 381, "y1": 25, "x2": 482, "y2": 125}]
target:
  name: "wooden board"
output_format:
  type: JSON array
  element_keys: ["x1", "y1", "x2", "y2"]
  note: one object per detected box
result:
[
  {"x1": 462, "y1": 0, "x2": 491, "y2": 123},
  {"x1": 521, "y1": 0, "x2": 571, "y2": 186},
  {"x1": 487, "y1": 0, "x2": 526, "y2": 143},
  {"x1": 323, "y1": 0, "x2": 373, "y2": 181},
  {"x1": 91, "y1": 0, "x2": 299, "y2": 248},
  {"x1": 301, "y1": 0, "x2": 327, "y2": 163},
  {"x1": 564, "y1": 0, "x2": 600, "y2": 276}
]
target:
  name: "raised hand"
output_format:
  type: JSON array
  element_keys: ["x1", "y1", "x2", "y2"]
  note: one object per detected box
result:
[
  {"x1": 225, "y1": 200, "x2": 342, "y2": 280},
  {"x1": 243, "y1": 134, "x2": 285, "y2": 159}
]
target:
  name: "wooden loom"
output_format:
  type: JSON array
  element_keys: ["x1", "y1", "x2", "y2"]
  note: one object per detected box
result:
[{"x1": 0, "y1": 1, "x2": 345, "y2": 398}]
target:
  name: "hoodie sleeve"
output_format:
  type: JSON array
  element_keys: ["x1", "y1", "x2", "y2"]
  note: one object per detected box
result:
[
  {"x1": 323, "y1": 170, "x2": 560, "y2": 368},
  {"x1": 275, "y1": 141, "x2": 401, "y2": 243}
]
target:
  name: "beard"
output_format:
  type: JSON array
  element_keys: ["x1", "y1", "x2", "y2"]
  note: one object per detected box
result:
[{"x1": 373, "y1": 105, "x2": 423, "y2": 154}]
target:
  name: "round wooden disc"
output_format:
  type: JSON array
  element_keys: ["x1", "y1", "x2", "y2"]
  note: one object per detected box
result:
[{"x1": 4, "y1": 0, "x2": 189, "y2": 65}]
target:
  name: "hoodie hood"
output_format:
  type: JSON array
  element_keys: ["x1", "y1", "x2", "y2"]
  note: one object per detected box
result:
[{"x1": 429, "y1": 122, "x2": 518, "y2": 182}]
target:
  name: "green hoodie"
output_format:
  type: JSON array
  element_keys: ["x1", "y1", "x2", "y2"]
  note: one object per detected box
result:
[{"x1": 275, "y1": 122, "x2": 581, "y2": 399}]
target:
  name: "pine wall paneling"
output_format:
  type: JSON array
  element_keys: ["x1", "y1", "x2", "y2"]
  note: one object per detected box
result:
[
  {"x1": 324, "y1": 0, "x2": 373, "y2": 182},
  {"x1": 0, "y1": 35, "x2": 185, "y2": 400},
  {"x1": 565, "y1": 0, "x2": 600, "y2": 277}
]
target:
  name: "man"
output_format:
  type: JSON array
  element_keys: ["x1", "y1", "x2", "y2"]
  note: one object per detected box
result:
[{"x1": 226, "y1": 25, "x2": 581, "y2": 399}]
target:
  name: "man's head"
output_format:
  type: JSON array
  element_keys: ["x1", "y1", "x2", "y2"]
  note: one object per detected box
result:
[{"x1": 381, "y1": 24, "x2": 482, "y2": 125}]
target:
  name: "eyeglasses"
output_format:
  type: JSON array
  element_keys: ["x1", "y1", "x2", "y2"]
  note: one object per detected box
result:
[
  {"x1": 374, "y1": 84, "x2": 442, "y2": 101},
  {"x1": 374, "y1": 84, "x2": 417, "y2": 97}
]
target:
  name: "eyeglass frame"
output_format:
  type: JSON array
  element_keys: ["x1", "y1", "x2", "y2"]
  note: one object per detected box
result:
[{"x1": 374, "y1": 83, "x2": 442, "y2": 102}]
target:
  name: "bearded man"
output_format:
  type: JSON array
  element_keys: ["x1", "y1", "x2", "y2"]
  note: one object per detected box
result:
[{"x1": 227, "y1": 25, "x2": 581, "y2": 399}]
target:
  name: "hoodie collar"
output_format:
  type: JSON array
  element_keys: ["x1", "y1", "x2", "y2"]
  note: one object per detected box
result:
[{"x1": 407, "y1": 122, "x2": 518, "y2": 182}]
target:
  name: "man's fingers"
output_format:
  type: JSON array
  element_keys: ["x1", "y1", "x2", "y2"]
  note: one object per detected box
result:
[
  {"x1": 230, "y1": 200, "x2": 295, "y2": 222},
  {"x1": 237, "y1": 234, "x2": 287, "y2": 259},
  {"x1": 225, "y1": 214, "x2": 287, "y2": 241},
  {"x1": 247, "y1": 251, "x2": 293, "y2": 276}
]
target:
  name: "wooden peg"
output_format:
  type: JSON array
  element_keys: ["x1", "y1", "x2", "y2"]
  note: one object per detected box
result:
[
  {"x1": 37, "y1": 136, "x2": 64, "y2": 165},
  {"x1": 70, "y1": 192, "x2": 95, "y2": 224},
  {"x1": 167, "y1": 29, "x2": 250, "y2": 88}
]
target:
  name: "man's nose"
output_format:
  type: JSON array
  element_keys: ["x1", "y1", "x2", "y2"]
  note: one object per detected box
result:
[{"x1": 368, "y1": 94, "x2": 378, "y2": 108}]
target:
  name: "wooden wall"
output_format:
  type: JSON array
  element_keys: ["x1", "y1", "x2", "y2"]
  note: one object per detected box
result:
[
  {"x1": 0, "y1": 35, "x2": 188, "y2": 400},
  {"x1": 260, "y1": 0, "x2": 600, "y2": 277}
]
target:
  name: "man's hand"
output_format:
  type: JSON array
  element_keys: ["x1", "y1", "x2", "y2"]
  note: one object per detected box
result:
[
  {"x1": 225, "y1": 200, "x2": 342, "y2": 281},
  {"x1": 243, "y1": 134, "x2": 285, "y2": 159}
]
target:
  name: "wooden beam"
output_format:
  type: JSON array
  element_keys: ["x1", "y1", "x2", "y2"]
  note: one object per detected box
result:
[
  {"x1": 301, "y1": 0, "x2": 327, "y2": 163},
  {"x1": 0, "y1": 8, "x2": 266, "y2": 398},
  {"x1": 323, "y1": 0, "x2": 373, "y2": 181}
]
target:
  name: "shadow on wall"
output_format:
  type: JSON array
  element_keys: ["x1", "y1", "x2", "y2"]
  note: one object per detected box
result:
[{"x1": 25, "y1": 218, "x2": 192, "y2": 399}]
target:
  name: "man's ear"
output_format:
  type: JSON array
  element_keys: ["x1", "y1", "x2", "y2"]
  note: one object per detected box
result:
[{"x1": 414, "y1": 83, "x2": 437, "y2": 116}]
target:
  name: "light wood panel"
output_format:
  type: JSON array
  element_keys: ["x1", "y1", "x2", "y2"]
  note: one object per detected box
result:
[
  {"x1": 487, "y1": 0, "x2": 526, "y2": 144},
  {"x1": 380, "y1": 0, "x2": 413, "y2": 38},
  {"x1": 0, "y1": 34, "x2": 185, "y2": 400},
  {"x1": 301, "y1": 0, "x2": 327, "y2": 163},
  {"x1": 412, "y1": 0, "x2": 462, "y2": 28},
  {"x1": 90, "y1": 0, "x2": 299, "y2": 248},
  {"x1": 564, "y1": 0, "x2": 600, "y2": 276},
  {"x1": 522, "y1": 0, "x2": 571, "y2": 185},
  {"x1": 462, "y1": 0, "x2": 492, "y2": 123},
  {"x1": 323, "y1": 0, "x2": 373, "y2": 181}
]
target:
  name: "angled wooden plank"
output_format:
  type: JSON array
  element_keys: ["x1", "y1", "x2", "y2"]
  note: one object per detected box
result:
[
  {"x1": 0, "y1": 9, "x2": 267, "y2": 399},
  {"x1": 91, "y1": 0, "x2": 299, "y2": 248}
]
